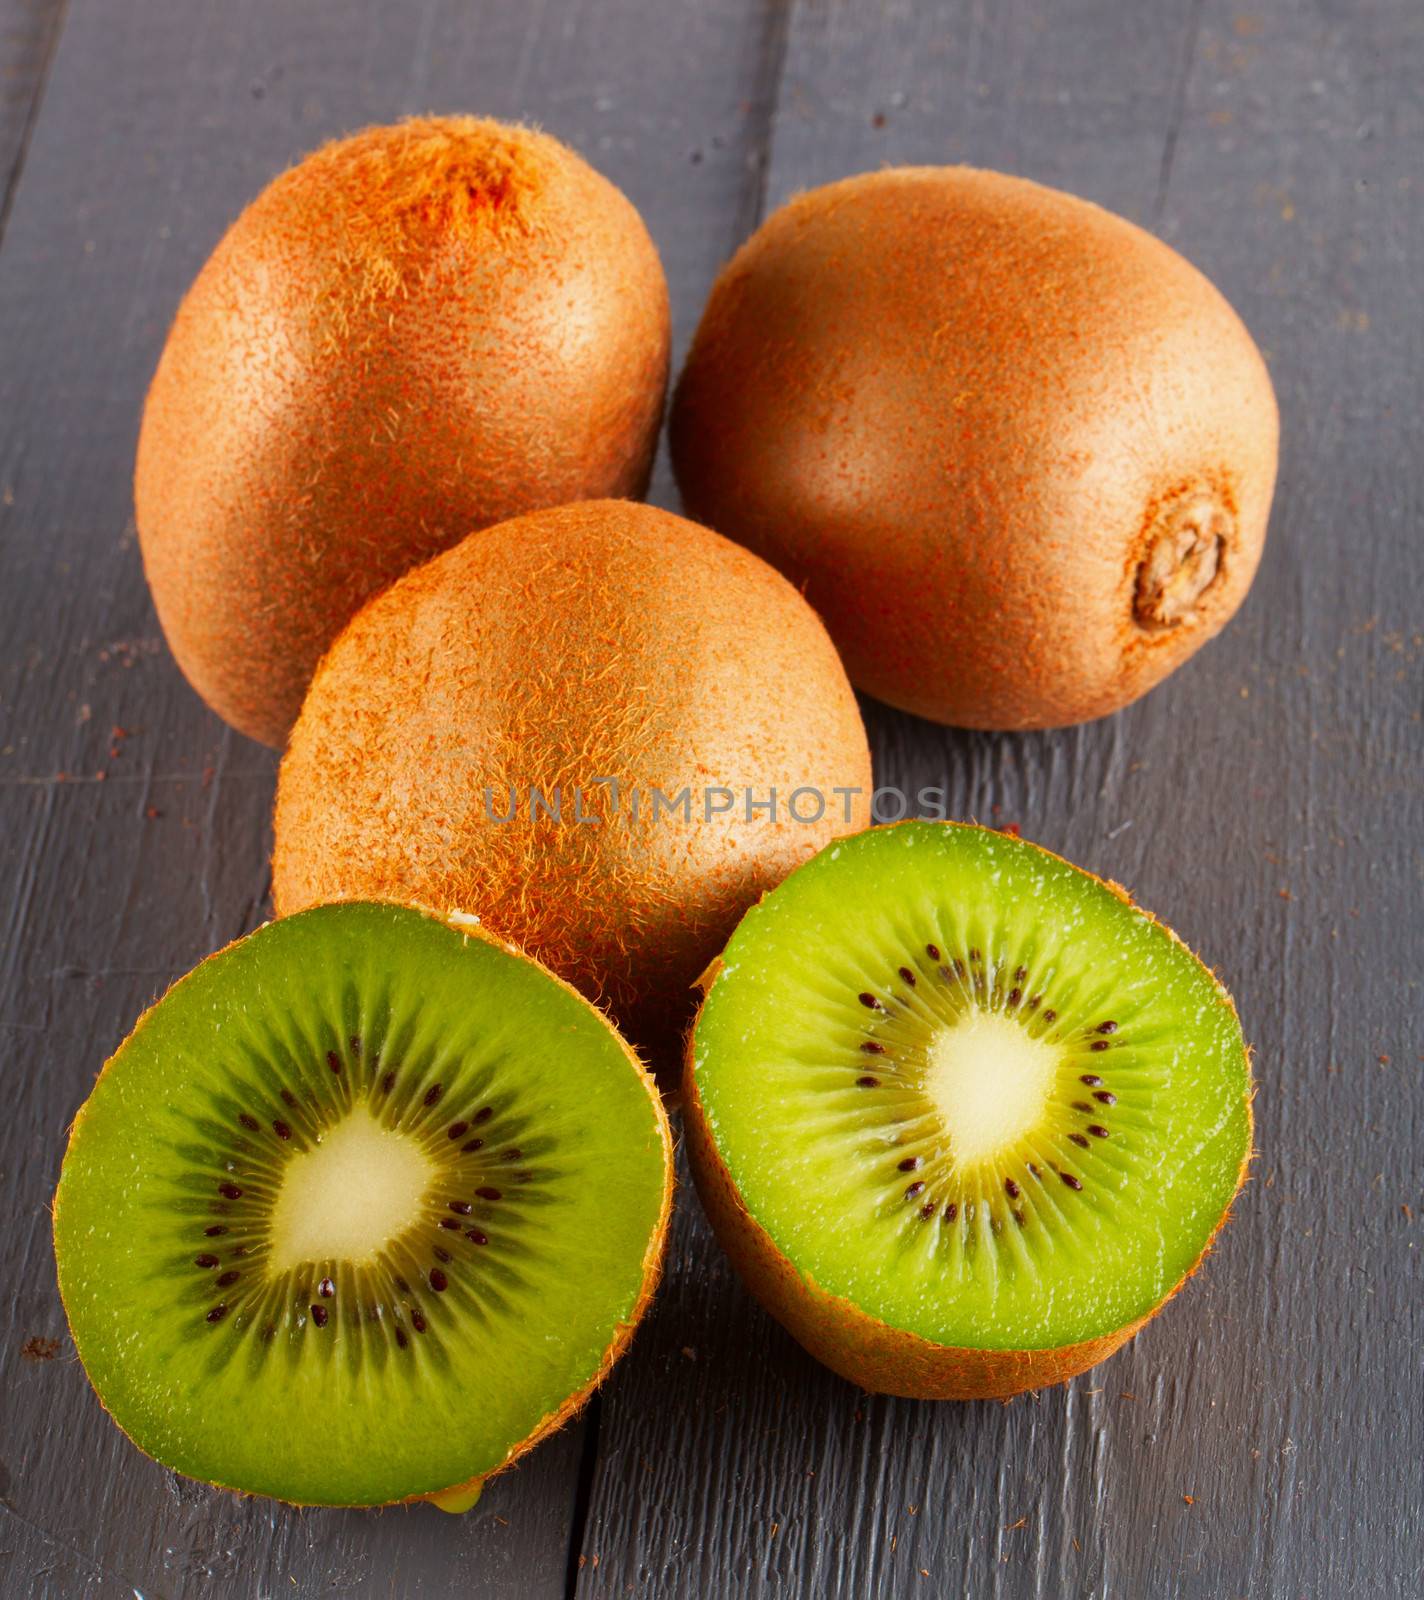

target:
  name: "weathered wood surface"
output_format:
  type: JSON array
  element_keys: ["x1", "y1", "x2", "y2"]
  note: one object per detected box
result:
[
  {"x1": 1, "y1": 1, "x2": 1418, "y2": 1596},
  {"x1": 0, "y1": 0, "x2": 62, "y2": 239}
]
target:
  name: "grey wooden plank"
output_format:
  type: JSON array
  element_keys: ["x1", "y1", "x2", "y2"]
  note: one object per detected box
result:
[
  {"x1": 0, "y1": 0, "x2": 63, "y2": 240},
  {"x1": 580, "y1": 2, "x2": 1424, "y2": 1596},
  {"x1": 0, "y1": 0, "x2": 770, "y2": 1596}
]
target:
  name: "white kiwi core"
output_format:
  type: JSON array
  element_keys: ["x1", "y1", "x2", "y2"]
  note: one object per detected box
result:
[
  {"x1": 924, "y1": 1010, "x2": 1058, "y2": 1169},
  {"x1": 267, "y1": 1105, "x2": 434, "y2": 1272}
]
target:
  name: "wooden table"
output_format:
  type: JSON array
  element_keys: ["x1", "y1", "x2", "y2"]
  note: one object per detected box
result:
[{"x1": 1, "y1": 2, "x2": 1418, "y2": 1595}]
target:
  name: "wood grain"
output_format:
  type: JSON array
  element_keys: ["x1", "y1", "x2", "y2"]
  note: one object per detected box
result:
[
  {"x1": 0, "y1": 0, "x2": 769, "y2": 1595},
  {"x1": 579, "y1": 2, "x2": 1424, "y2": 1597},
  {"x1": 0, "y1": 0, "x2": 64, "y2": 240}
]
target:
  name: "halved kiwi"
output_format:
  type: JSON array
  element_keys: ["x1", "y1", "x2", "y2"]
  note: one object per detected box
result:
[
  {"x1": 53, "y1": 903, "x2": 672, "y2": 1508},
  {"x1": 684, "y1": 821, "x2": 1251, "y2": 1399}
]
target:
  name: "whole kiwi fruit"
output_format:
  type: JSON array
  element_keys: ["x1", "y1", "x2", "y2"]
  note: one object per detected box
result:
[
  {"x1": 136, "y1": 117, "x2": 670, "y2": 746},
  {"x1": 272, "y1": 500, "x2": 873, "y2": 1072},
  {"x1": 684, "y1": 820, "x2": 1252, "y2": 1399},
  {"x1": 53, "y1": 902, "x2": 673, "y2": 1509},
  {"x1": 670, "y1": 166, "x2": 1279, "y2": 730}
]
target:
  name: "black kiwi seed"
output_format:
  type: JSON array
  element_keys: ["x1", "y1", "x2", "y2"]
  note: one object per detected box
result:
[
  {"x1": 1073, "y1": 1100, "x2": 1093, "y2": 1111},
  {"x1": 433, "y1": 1247, "x2": 451, "y2": 1264},
  {"x1": 447, "y1": 1121, "x2": 469, "y2": 1139},
  {"x1": 1004, "y1": 1178, "x2": 1021, "y2": 1199},
  {"x1": 1061, "y1": 1172, "x2": 1083, "y2": 1191},
  {"x1": 943, "y1": 1202, "x2": 959, "y2": 1222},
  {"x1": 238, "y1": 1113, "x2": 260, "y2": 1132},
  {"x1": 449, "y1": 1200, "x2": 472, "y2": 1215},
  {"x1": 218, "y1": 1182, "x2": 242, "y2": 1200},
  {"x1": 280, "y1": 1088, "x2": 298, "y2": 1108},
  {"x1": 272, "y1": 1120, "x2": 292, "y2": 1139},
  {"x1": 501, "y1": 1148, "x2": 522, "y2": 1162},
  {"x1": 856, "y1": 1075, "x2": 880, "y2": 1088},
  {"x1": 898, "y1": 966, "x2": 916, "y2": 986},
  {"x1": 410, "y1": 1310, "x2": 427, "y2": 1333},
  {"x1": 461, "y1": 1138, "x2": 484, "y2": 1153},
  {"x1": 424, "y1": 1083, "x2": 444, "y2": 1107},
  {"x1": 1028, "y1": 1162, "x2": 1042, "y2": 1178},
  {"x1": 466, "y1": 1229, "x2": 488, "y2": 1246},
  {"x1": 1080, "y1": 1074, "x2": 1103, "y2": 1086},
  {"x1": 920, "y1": 1201, "x2": 937, "y2": 1219},
  {"x1": 206, "y1": 1305, "x2": 228, "y2": 1323},
  {"x1": 1094, "y1": 1090, "x2": 1117, "y2": 1106},
  {"x1": 439, "y1": 1218, "x2": 460, "y2": 1231},
  {"x1": 310, "y1": 1304, "x2": 329, "y2": 1327},
  {"x1": 203, "y1": 1225, "x2": 226, "y2": 1237},
  {"x1": 1096, "y1": 1020, "x2": 1119, "y2": 1034},
  {"x1": 898, "y1": 1156, "x2": 921, "y2": 1172},
  {"x1": 1007, "y1": 988, "x2": 1022, "y2": 1007},
  {"x1": 326, "y1": 1050, "x2": 342, "y2": 1074},
  {"x1": 381, "y1": 1071, "x2": 396, "y2": 1095},
  {"x1": 1027, "y1": 994, "x2": 1042, "y2": 1010},
  {"x1": 925, "y1": 943, "x2": 941, "y2": 960},
  {"x1": 473, "y1": 1106, "x2": 493, "y2": 1124},
  {"x1": 1014, "y1": 966, "x2": 1028, "y2": 982},
  {"x1": 1043, "y1": 1009, "x2": 1057, "y2": 1023},
  {"x1": 318, "y1": 1277, "x2": 334, "y2": 1298},
  {"x1": 858, "y1": 992, "x2": 881, "y2": 1010},
  {"x1": 195, "y1": 1254, "x2": 219, "y2": 1269},
  {"x1": 217, "y1": 1270, "x2": 240, "y2": 1288},
  {"x1": 395, "y1": 1326, "x2": 408, "y2": 1348},
  {"x1": 475, "y1": 1187, "x2": 502, "y2": 1202},
  {"x1": 395, "y1": 1276, "x2": 410, "y2": 1293},
  {"x1": 860, "y1": 1041, "x2": 887, "y2": 1055},
  {"x1": 904, "y1": 1181, "x2": 925, "y2": 1199},
  {"x1": 1069, "y1": 1133, "x2": 1090, "y2": 1149},
  {"x1": 349, "y1": 1036, "x2": 363, "y2": 1054},
  {"x1": 1090, "y1": 1040, "x2": 1111, "y2": 1053},
  {"x1": 1088, "y1": 1125, "x2": 1110, "y2": 1139},
  {"x1": 429, "y1": 1268, "x2": 448, "y2": 1292}
]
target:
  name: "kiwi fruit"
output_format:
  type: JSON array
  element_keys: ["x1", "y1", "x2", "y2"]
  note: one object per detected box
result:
[
  {"x1": 52, "y1": 902, "x2": 672, "y2": 1508},
  {"x1": 136, "y1": 117, "x2": 670, "y2": 747},
  {"x1": 684, "y1": 820, "x2": 1251, "y2": 1399},
  {"x1": 271, "y1": 499, "x2": 873, "y2": 1074},
  {"x1": 670, "y1": 166, "x2": 1279, "y2": 730}
]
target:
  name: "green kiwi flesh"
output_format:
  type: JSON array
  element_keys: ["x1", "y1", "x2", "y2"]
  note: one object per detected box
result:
[
  {"x1": 53, "y1": 903, "x2": 671, "y2": 1507},
  {"x1": 690, "y1": 822, "x2": 1250, "y2": 1356}
]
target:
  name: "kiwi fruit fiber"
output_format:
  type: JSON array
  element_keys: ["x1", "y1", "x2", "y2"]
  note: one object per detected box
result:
[
  {"x1": 684, "y1": 821, "x2": 1251, "y2": 1399},
  {"x1": 52, "y1": 902, "x2": 672, "y2": 1508},
  {"x1": 670, "y1": 167, "x2": 1279, "y2": 730},
  {"x1": 272, "y1": 499, "x2": 873, "y2": 1073},
  {"x1": 135, "y1": 117, "x2": 670, "y2": 747}
]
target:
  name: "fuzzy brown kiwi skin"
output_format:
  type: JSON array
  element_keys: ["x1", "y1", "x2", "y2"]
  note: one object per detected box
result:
[
  {"x1": 136, "y1": 117, "x2": 671, "y2": 748},
  {"x1": 681, "y1": 821, "x2": 1254, "y2": 1401},
  {"x1": 670, "y1": 166, "x2": 1279, "y2": 731},
  {"x1": 271, "y1": 499, "x2": 873, "y2": 1084},
  {"x1": 52, "y1": 902, "x2": 675, "y2": 1511}
]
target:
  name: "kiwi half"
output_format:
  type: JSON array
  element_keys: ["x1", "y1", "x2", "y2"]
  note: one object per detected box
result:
[
  {"x1": 684, "y1": 822, "x2": 1251, "y2": 1399},
  {"x1": 53, "y1": 903, "x2": 672, "y2": 1508}
]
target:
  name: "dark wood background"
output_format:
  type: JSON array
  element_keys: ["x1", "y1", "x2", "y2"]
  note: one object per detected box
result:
[{"x1": 1, "y1": 1, "x2": 1419, "y2": 1595}]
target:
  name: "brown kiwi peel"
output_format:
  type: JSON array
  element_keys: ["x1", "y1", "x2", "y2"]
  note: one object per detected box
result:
[
  {"x1": 137, "y1": 117, "x2": 671, "y2": 746},
  {"x1": 671, "y1": 166, "x2": 1279, "y2": 730},
  {"x1": 271, "y1": 500, "x2": 873, "y2": 1079}
]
